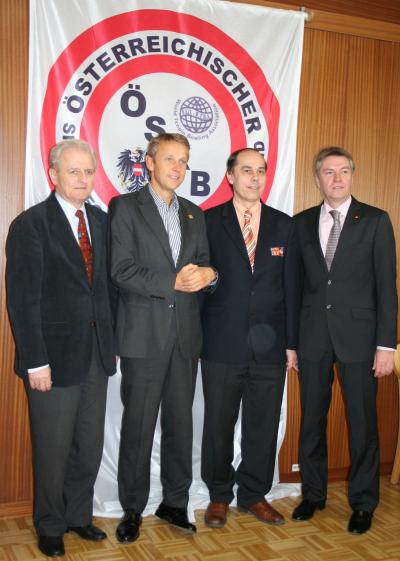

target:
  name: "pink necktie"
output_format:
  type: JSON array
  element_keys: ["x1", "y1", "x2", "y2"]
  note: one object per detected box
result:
[{"x1": 242, "y1": 209, "x2": 256, "y2": 272}]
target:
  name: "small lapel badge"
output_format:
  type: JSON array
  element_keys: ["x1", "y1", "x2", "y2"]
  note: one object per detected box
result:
[
  {"x1": 270, "y1": 246, "x2": 284, "y2": 256},
  {"x1": 188, "y1": 214, "x2": 194, "y2": 219},
  {"x1": 354, "y1": 214, "x2": 360, "y2": 220}
]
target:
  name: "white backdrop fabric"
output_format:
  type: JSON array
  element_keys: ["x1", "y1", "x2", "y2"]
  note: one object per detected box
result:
[{"x1": 26, "y1": 0, "x2": 304, "y2": 518}]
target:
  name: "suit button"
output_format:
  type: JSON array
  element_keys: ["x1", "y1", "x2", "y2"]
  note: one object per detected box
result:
[
  {"x1": 326, "y1": 304, "x2": 331, "y2": 310},
  {"x1": 168, "y1": 304, "x2": 175, "y2": 309},
  {"x1": 250, "y1": 291, "x2": 255, "y2": 296},
  {"x1": 89, "y1": 320, "x2": 96, "y2": 327},
  {"x1": 327, "y1": 280, "x2": 332, "y2": 285}
]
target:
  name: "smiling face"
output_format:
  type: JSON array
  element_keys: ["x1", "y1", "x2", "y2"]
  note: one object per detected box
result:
[
  {"x1": 227, "y1": 149, "x2": 266, "y2": 207},
  {"x1": 145, "y1": 140, "x2": 189, "y2": 203},
  {"x1": 315, "y1": 155, "x2": 353, "y2": 208},
  {"x1": 49, "y1": 147, "x2": 96, "y2": 208}
]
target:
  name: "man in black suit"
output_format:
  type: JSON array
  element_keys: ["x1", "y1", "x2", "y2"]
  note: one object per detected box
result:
[
  {"x1": 109, "y1": 133, "x2": 216, "y2": 542},
  {"x1": 200, "y1": 148, "x2": 301, "y2": 528},
  {"x1": 292, "y1": 146, "x2": 397, "y2": 534},
  {"x1": 6, "y1": 140, "x2": 116, "y2": 557}
]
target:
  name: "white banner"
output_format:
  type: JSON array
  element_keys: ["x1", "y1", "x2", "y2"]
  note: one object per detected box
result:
[{"x1": 27, "y1": 0, "x2": 304, "y2": 517}]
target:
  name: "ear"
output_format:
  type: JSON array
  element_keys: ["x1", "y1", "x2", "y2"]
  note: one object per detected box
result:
[
  {"x1": 145, "y1": 154, "x2": 154, "y2": 173},
  {"x1": 314, "y1": 174, "x2": 321, "y2": 190},
  {"x1": 49, "y1": 168, "x2": 58, "y2": 187},
  {"x1": 226, "y1": 171, "x2": 233, "y2": 185}
]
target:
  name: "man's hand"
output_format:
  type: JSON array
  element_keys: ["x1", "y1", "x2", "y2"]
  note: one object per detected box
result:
[
  {"x1": 373, "y1": 349, "x2": 394, "y2": 378},
  {"x1": 28, "y1": 366, "x2": 52, "y2": 392},
  {"x1": 175, "y1": 264, "x2": 216, "y2": 292},
  {"x1": 286, "y1": 349, "x2": 298, "y2": 371}
]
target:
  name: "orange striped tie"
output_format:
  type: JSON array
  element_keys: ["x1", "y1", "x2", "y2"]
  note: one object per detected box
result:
[{"x1": 242, "y1": 209, "x2": 256, "y2": 272}]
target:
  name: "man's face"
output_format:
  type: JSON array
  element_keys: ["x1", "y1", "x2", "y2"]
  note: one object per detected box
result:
[
  {"x1": 49, "y1": 148, "x2": 96, "y2": 208},
  {"x1": 227, "y1": 150, "x2": 266, "y2": 206},
  {"x1": 145, "y1": 140, "x2": 189, "y2": 199},
  {"x1": 315, "y1": 155, "x2": 353, "y2": 208}
]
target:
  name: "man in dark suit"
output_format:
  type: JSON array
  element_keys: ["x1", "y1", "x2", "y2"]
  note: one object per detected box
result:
[
  {"x1": 292, "y1": 146, "x2": 397, "y2": 534},
  {"x1": 6, "y1": 140, "x2": 116, "y2": 557},
  {"x1": 109, "y1": 132, "x2": 216, "y2": 542},
  {"x1": 200, "y1": 148, "x2": 301, "y2": 528}
]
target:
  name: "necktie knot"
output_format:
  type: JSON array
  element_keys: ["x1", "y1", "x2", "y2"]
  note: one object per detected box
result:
[
  {"x1": 330, "y1": 209, "x2": 340, "y2": 223},
  {"x1": 244, "y1": 209, "x2": 252, "y2": 224}
]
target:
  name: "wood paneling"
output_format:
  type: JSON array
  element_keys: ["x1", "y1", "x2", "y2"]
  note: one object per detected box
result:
[
  {"x1": 0, "y1": 0, "x2": 399, "y2": 514},
  {"x1": 0, "y1": 0, "x2": 32, "y2": 510}
]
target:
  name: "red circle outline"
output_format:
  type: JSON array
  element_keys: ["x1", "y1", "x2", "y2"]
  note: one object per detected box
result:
[{"x1": 40, "y1": 9, "x2": 279, "y2": 206}]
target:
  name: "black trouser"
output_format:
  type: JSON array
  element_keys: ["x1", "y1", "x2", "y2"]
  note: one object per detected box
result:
[
  {"x1": 201, "y1": 359, "x2": 286, "y2": 506},
  {"x1": 298, "y1": 343, "x2": 379, "y2": 512},
  {"x1": 27, "y1": 337, "x2": 108, "y2": 536}
]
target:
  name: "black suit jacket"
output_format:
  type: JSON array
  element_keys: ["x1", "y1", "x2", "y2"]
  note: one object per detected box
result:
[
  {"x1": 295, "y1": 197, "x2": 397, "y2": 362},
  {"x1": 201, "y1": 200, "x2": 301, "y2": 364},
  {"x1": 108, "y1": 185, "x2": 211, "y2": 359},
  {"x1": 6, "y1": 192, "x2": 116, "y2": 385}
]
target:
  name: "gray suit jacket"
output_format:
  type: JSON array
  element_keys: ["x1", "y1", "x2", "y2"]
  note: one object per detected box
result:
[{"x1": 108, "y1": 186, "x2": 210, "y2": 359}]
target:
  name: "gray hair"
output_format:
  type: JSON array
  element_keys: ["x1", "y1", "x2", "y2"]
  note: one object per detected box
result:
[
  {"x1": 313, "y1": 146, "x2": 355, "y2": 176},
  {"x1": 146, "y1": 133, "x2": 190, "y2": 160},
  {"x1": 49, "y1": 139, "x2": 97, "y2": 170}
]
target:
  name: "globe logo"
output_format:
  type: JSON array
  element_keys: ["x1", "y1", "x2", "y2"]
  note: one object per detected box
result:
[{"x1": 179, "y1": 96, "x2": 214, "y2": 134}]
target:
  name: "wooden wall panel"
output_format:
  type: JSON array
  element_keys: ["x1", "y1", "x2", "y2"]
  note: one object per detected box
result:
[
  {"x1": 0, "y1": 0, "x2": 32, "y2": 511},
  {"x1": 0, "y1": 0, "x2": 399, "y2": 515},
  {"x1": 279, "y1": 28, "x2": 400, "y2": 480}
]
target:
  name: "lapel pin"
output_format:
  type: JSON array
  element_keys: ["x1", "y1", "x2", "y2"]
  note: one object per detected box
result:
[{"x1": 188, "y1": 214, "x2": 194, "y2": 219}]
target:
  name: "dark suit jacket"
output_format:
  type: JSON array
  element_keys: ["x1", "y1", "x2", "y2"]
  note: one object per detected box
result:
[
  {"x1": 295, "y1": 197, "x2": 397, "y2": 363},
  {"x1": 201, "y1": 199, "x2": 301, "y2": 364},
  {"x1": 108, "y1": 185, "x2": 211, "y2": 359},
  {"x1": 6, "y1": 192, "x2": 116, "y2": 386}
]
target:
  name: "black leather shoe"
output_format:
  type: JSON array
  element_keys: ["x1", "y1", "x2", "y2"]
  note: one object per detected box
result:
[
  {"x1": 348, "y1": 510, "x2": 372, "y2": 534},
  {"x1": 67, "y1": 524, "x2": 107, "y2": 541},
  {"x1": 292, "y1": 499, "x2": 325, "y2": 521},
  {"x1": 155, "y1": 502, "x2": 196, "y2": 534},
  {"x1": 38, "y1": 536, "x2": 65, "y2": 557},
  {"x1": 116, "y1": 510, "x2": 142, "y2": 543}
]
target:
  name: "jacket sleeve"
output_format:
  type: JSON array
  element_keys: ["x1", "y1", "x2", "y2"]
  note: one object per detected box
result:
[
  {"x1": 108, "y1": 196, "x2": 176, "y2": 299},
  {"x1": 5, "y1": 215, "x2": 48, "y2": 373},
  {"x1": 373, "y1": 211, "x2": 398, "y2": 347},
  {"x1": 283, "y1": 218, "x2": 302, "y2": 350}
]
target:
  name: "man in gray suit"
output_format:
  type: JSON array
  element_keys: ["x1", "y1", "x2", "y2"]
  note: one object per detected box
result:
[{"x1": 109, "y1": 132, "x2": 216, "y2": 542}]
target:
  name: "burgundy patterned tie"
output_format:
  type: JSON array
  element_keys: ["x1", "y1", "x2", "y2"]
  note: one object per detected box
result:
[
  {"x1": 242, "y1": 209, "x2": 256, "y2": 272},
  {"x1": 75, "y1": 210, "x2": 93, "y2": 284}
]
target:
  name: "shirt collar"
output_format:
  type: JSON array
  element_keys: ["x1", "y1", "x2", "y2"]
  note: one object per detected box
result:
[
  {"x1": 55, "y1": 192, "x2": 88, "y2": 221},
  {"x1": 232, "y1": 197, "x2": 261, "y2": 218},
  {"x1": 322, "y1": 195, "x2": 352, "y2": 219},
  {"x1": 149, "y1": 184, "x2": 179, "y2": 211}
]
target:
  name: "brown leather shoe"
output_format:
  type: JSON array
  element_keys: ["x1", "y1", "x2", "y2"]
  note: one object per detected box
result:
[
  {"x1": 238, "y1": 500, "x2": 285, "y2": 525},
  {"x1": 204, "y1": 502, "x2": 229, "y2": 528}
]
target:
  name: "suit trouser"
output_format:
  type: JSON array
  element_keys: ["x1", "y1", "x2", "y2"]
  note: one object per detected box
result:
[
  {"x1": 298, "y1": 343, "x2": 379, "y2": 512},
  {"x1": 26, "y1": 335, "x2": 108, "y2": 536},
  {"x1": 118, "y1": 321, "x2": 197, "y2": 513},
  {"x1": 201, "y1": 359, "x2": 286, "y2": 506}
]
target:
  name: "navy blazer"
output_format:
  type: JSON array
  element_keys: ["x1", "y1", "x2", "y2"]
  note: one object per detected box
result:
[
  {"x1": 201, "y1": 199, "x2": 301, "y2": 364},
  {"x1": 295, "y1": 197, "x2": 397, "y2": 362},
  {"x1": 6, "y1": 192, "x2": 116, "y2": 385}
]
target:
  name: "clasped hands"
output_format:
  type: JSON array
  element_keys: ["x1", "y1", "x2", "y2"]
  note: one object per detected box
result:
[{"x1": 175, "y1": 263, "x2": 216, "y2": 292}]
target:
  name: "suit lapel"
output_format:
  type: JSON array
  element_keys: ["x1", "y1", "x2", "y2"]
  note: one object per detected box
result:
[
  {"x1": 222, "y1": 199, "x2": 250, "y2": 269},
  {"x1": 329, "y1": 197, "x2": 362, "y2": 272},
  {"x1": 177, "y1": 198, "x2": 194, "y2": 268},
  {"x1": 86, "y1": 203, "x2": 102, "y2": 286},
  {"x1": 47, "y1": 194, "x2": 87, "y2": 278},
  {"x1": 306, "y1": 204, "x2": 326, "y2": 269},
  {"x1": 138, "y1": 186, "x2": 175, "y2": 267}
]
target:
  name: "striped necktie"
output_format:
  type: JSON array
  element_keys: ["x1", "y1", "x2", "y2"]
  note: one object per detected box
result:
[
  {"x1": 325, "y1": 209, "x2": 341, "y2": 271},
  {"x1": 75, "y1": 209, "x2": 93, "y2": 283},
  {"x1": 242, "y1": 209, "x2": 256, "y2": 272}
]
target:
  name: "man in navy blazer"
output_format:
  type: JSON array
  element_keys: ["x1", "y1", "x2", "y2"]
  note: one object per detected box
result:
[
  {"x1": 6, "y1": 140, "x2": 116, "y2": 557},
  {"x1": 292, "y1": 146, "x2": 397, "y2": 534},
  {"x1": 201, "y1": 148, "x2": 301, "y2": 528}
]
